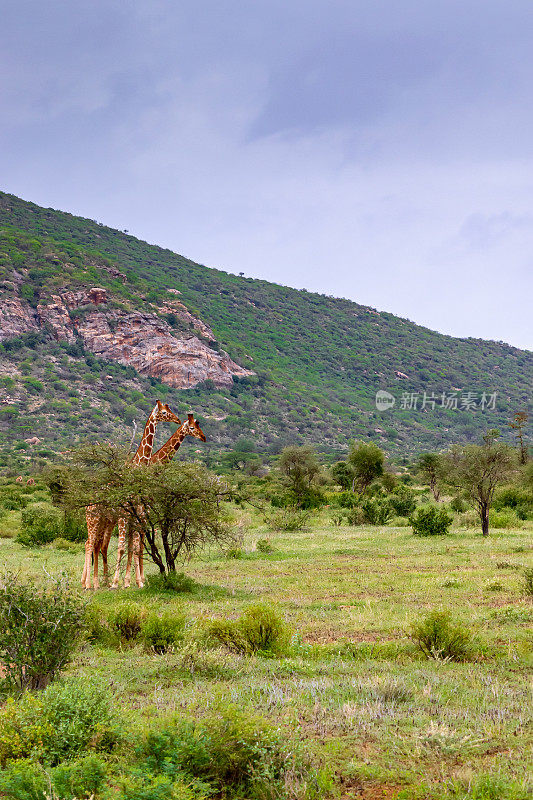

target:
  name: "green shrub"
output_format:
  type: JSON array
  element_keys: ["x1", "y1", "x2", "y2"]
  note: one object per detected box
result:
[
  {"x1": 238, "y1": 604, "x2": 290, "y2": 655},
  {"x1": 409, "y1": 610, "x2": 473, "y2": 661},
  {"x1": 17, "y1": 502, "x2": 61, "y2": 546},
  {"x1": 144, "y1": 572, "x2": 196, "y2": 594},
  {"x1": 116, "y1": 772, "x2": 208, "y2": 800},
  {"x1": 389, "y1": 486, "x2": 416, "y2": 517},
  {"x1": 335, "y1": 490, "x2": 359, "y2": 508},
  {"x1": 135, "y1": 704, "x2": 317, "y2": 799},
  {"x1": 265, "y1": 507, "x2": 311, "y2": 531},
  {"x1": 50, "y1": 755, "x2": 107, "y2": 800},
  {"x1": 256, "y1": 537, "x2": 275, "y2": 552},
  {"x1": 142, "y1": 612, "x2": 186, "y2": 654},
  {"x1": 361, "y1": 497, "x2": 394, "y2": 525},
  {"x1": 207, "y1": 604, "x2": 289, "y2": 656},
  {"x1": 0, "y1": 755, "x2": 108, "y2": 800},
  {"x1": 493, "y1": 487, "x2": 533, "y2": 520},
  {"x1": 329, "y1": 511, "x2": 345, "y2": 527},
  {"x1": 345, "y1": 505, "x2": 365, "y2": 526},
  {"x1": 53, "y1": 537, "x2": 77, "y2": 551},
  {"x1": 205, "y1": 619, "x2": 247, "y2": 654},
  {"x1": 524, "y1": 568, "x2": 533, "y2": 597},
  {"x1": 0, "y1": 573, "x2": 85, "y2": 692},
  {"x1": 0, "y1": 679, "x2": 118, "y2": 766},
  {"x1": 111, "y1": 602, "x2": 146, "y2": 642},
  {"x1": 489, "y1": 510, "x2": 523, "y2": 529},
  {"x1": 410, "y1": 506, "x2": 452, "y2": 536},
  {"x1": 225, "y1": 545, "x2": 243, "y2": 559},
  {"x1": 450, "y1": 495, "x2": 468, "y2": 513}
]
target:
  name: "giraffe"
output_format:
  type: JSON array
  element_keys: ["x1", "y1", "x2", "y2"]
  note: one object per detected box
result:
[
  {"x1": 110, "y1": 413, "x2": 207, "y2": 589},
  {"x1": 82, "y1": 400, "x2": 181, "y2": 590}
]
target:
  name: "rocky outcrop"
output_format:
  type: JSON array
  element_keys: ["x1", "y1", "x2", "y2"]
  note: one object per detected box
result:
[
  {"x1": 76, "y1": 311, "x2": 252, "y2": 388},
  {"x1": 37, "y1": 295, "x2": 77, "y2": 342},
  {"x1": 0, "y1": 286, "x2": 253, "y2": 389},
  {"x1": 0, "y1": 297, "x2": 38, "y2": 341}
]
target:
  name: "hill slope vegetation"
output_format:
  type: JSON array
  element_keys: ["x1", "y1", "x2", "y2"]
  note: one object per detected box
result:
[{"x1": 0, "y1": 190, "x2": 530, "y2": 472}]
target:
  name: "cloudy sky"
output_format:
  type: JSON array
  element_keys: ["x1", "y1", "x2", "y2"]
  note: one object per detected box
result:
[{"x1": 2, "y1": 1, "x2": 532, "y2": 349}]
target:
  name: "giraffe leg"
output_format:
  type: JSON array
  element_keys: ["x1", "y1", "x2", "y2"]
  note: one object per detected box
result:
[
  {"x1": 100, "y1": 521, "x2": 114, "y2": 586},
  {"x1": 124, "y1": 529, "x2": 134, "y2": 588},
  {"x1": 82, "y1": 537, "x2": 93, "y2": 590},
  {"x1": 93, "y1": 541, "x2": 101, "y2": 590},
  {"x1": 139, "y1": 534, "x2": 145, "y2": 586},
  {"x1": 111, "y1": 518, "x2": 127, "y2": 589},
  {"x1": 132, "y1": 530, "x2": 143, "y2": 588},
  {"x1": 83, "y1": 508, "x2": 97, "y2": 589}
]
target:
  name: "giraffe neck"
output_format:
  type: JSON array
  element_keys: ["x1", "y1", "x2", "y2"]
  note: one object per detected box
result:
[
  {"x1": 150, "y1": 426, "x2": 188, "y2": 464},
  {"x1": 132, "y1": 411, "x2": 158, "y2": 465}
]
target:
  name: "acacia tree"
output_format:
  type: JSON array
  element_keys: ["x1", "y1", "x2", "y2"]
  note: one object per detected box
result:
[
  {"x1": 444, "y1": 437, "x2": 517, "y2": 536},
  {"x1": 278, "y1": 445, "x2": 320, "y2": 506},
  {"x1": 510, "y1": 412, "x2": 529, "y2": 465},
  {"x1": 61, "y1": 445, "x2": 231, "y2": 573},
  {"x1": 417, "y1": 452, "x2": 444, "y2": 502},
  {"x1": 331, "y1": 461, "x2": 354, "y2": 490},
  {"x1": 348, "y1": 441, "x2": 384, "y2": 494}
]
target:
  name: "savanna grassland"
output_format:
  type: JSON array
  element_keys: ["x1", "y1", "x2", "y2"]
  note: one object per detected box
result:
[{"x1": 1, "y1": 500, "x2": 531, "y2": 800}]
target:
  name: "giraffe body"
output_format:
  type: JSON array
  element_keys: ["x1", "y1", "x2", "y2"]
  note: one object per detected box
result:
[
  {"x1": 110, "y1": 414, "x2": 207, "y2": 588},
  {"x1": 82, "y1": 401, "x2": 180, "y2": 590}
]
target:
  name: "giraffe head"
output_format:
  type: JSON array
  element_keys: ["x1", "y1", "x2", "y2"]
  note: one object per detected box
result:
[
  {"x1": 153, "y1": 400, "x2": 181, "y2": 426},
  {"x1": 182, "y1": 412, "x2": 207, "y2": 442}
]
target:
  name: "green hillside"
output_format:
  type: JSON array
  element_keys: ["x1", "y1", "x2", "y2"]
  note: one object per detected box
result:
[{"x1": 0, "y1": 190, "x2": 530, "y2": 472}]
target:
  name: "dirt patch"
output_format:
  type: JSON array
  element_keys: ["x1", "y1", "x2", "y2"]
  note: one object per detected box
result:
[{"x1": 340, "y1": 781, "x2": 402, "y2": 799}]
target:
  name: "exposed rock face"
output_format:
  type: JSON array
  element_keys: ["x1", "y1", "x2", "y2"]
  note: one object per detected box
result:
[
  {"x1": 0, "y1": 286, "x2": 253, "y2": 389},
  {"x1": 0, "y1": 297, "x2": 38, "y2": 341},
  {"x1": 37, "y1": 295, "x2": 77, "y2": 342},
  {"x1": 77, "y1": 311, "x2": 251, "y2": 388}
]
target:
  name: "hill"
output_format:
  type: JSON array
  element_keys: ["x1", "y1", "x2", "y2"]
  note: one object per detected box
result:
[{"x1": 0, "y1": 189, "x2": 531, "y2": 472}]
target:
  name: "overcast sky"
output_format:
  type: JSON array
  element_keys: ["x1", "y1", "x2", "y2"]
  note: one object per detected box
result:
[{"x1": 2, "y1": 1, "x2": 532, "y2": 349}]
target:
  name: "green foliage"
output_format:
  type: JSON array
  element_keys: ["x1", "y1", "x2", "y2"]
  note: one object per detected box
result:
[
  {"x1": 134, "y1": 704, "x2": 316, "y2": 799},
  {"x1": 450, "y1": 494, "x2": 468, "y2": 512},
  {"x1": 0, "y1": 573, "x2": 85, "y2": 692},
  {"x1": 265, "y1": 507, "x2": 311, "y2": 531},
  {"x1": 523, "y1": 568, "x2": 533, "y2": 597},
  {"x1": 144, "y1": 571, "x2": 196, "y2": 594},
  {"x1": 17, "y1": 502, "x2": 61, "y2": 546},
  {"x1": 348, "y1": 441, "x2": 384, "y2": 493},
  {"x1": 256, "y1": 537, "x2": 274, "y2": 553},
  {"x1": 410, "y1": 505, "x2": 452, "y2": 536},
  {"x1": 361, "y1": 496, "x2": 394, "y2": 525},
  {"x1": 207, "y1": 604, "x2": 289, "y2": 656},
  {"x1": 142, "y1": 612, "x2": 186, "y2": 654},
  {"x1": 489, "y1": 510, "x2": 522, "y2": 529},
  {"x1": 409, "y1": 610, "x2": 473, "y2": 661},
  {"x1": 111, "y1": 602, "x2": 146, "y2": 643},
  {"x1": 389, "y1": 485, "x2": 417, "y2": 517},
  {"x1": 0, "y1": 679, "x2": 118, "y2": 766},
  {"x1": 493, "y1": 486, "x2": 533, "y2": 520},
  {"x1": 278, "y1": 445, "x2": 321, "y2": 506},
  {"x1": 331, "y1": 460, "x2": 354, "y2": 489}
]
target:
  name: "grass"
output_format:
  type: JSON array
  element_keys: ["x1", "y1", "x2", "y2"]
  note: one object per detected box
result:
[{"x1": 0, "y1": 510, "x2": 532, "y2": 798}]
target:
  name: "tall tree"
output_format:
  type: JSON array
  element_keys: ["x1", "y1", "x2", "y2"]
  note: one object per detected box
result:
[
  {"x1": 348, "y1": 441, "x2": 384, "y2": 494},
  {"x1": 278, "y1": 445, "x2": 320, "y2": 505},
  {"x1": 417, "y1": 452, "x2": 444, "y2": 502},
  {"x1": 444, "y1": 437, "x2": 517, "y2": 536},
  {"x1": 510, "y1": 412, "x2": 529, "y2": 465},
  {"x1": 331, "y1": 460, "x2": 354, "y2": 490}
]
